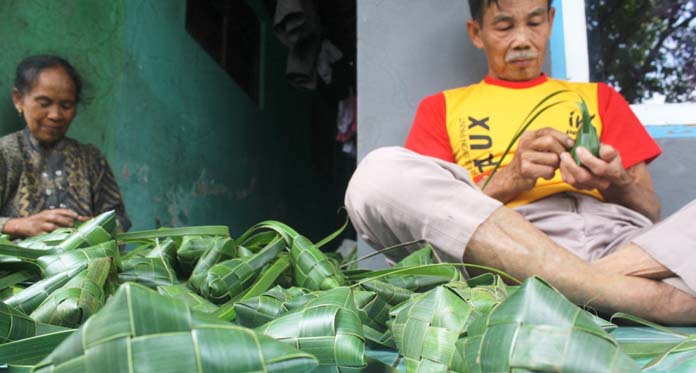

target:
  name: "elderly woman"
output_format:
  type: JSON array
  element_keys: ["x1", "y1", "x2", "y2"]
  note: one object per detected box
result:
[{"x1": 0, "y1": 55, "x2": 130, "y2": 237}]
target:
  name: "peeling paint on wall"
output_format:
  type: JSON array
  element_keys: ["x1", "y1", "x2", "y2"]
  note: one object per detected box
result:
[{"x1": 163, "y1": 168, "x2": 257, "y2": 227}]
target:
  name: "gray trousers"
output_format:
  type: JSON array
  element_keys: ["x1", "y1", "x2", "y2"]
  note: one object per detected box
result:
[{"x1": 345, "y1": 147, "x2": 696, "y2": 293}]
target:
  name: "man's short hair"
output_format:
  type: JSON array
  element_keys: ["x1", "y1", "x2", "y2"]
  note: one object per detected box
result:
[{"x1": 468, "y1": 0, "x2": 553, "y2": 24}]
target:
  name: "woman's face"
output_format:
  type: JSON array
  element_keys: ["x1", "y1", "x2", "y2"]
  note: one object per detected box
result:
[{"x1": 13, "y1": 66, "x2": 78, "y2": 145}]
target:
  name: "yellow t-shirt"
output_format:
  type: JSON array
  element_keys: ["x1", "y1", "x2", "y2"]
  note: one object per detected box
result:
[
  {"x1": 445, "y1": 77, "x2": 602, "y2": 206},
  {"x1": 404, "y1": 75, "x2": 661, "y2": 207}
]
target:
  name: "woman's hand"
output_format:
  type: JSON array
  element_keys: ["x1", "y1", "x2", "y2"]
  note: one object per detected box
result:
[{"x1": 3, "y1": 209, "x2": 89, "y2": 237}]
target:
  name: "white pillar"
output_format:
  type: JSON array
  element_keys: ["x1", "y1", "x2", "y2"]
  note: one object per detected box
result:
[{"x1": 561, "y1": 0, "x2": 590, "y2": 82}]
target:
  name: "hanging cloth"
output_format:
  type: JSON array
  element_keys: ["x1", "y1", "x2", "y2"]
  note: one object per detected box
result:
[{"x1": 273, "y1": 0, "x2": 322, "y2": 90}]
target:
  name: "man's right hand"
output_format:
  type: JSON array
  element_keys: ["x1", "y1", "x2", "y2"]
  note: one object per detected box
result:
[
  {"x1": 2, "y1": 209, "x2": 88, "y2": 238},
  {"x1": 480, "y1": 128, "x2": 574, "y2": 203}
]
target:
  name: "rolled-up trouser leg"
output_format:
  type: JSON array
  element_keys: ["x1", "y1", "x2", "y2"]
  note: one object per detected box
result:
[
  {"x1": 344, "y1": 147, "x2": 501, "y2": 263},
  {"x1": 632, "y1": 198, "x2": 696, "y2": 293}
]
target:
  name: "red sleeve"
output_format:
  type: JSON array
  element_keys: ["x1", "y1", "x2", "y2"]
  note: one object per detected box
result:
[
  {"x1": 404, "y1": 93, "x2": 455, "y2": 162},
  {"x1": 597, "y1": 83, "x2": 661, "y2": 168}
]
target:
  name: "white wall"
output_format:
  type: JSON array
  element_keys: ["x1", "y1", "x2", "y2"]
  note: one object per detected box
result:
[{"x1": 357, "y1": 0, "x2": 488, "y2": 159}]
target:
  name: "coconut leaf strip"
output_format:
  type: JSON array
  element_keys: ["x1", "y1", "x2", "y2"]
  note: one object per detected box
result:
[
  {"x1": 0, "y1": 271, "x2": 34, "y2": 291},
  {"x1": 239, "y1": 254, "x2": 291, "y2": 302},
  {"x1": 115, "y1": 225, "x2": 229, "y2": 241},
  {"x1": 31, "y1": 258, "x2": 112, "y2": 328},
  {"x1": 157, "y1": 284, "x2": 218, "y2": 314},
  {"x1": 340, "y1": 240, "x2": 428, "y2": 269},
  {"x1": 5, "y1": 264, "x2": 87, "y2": 315},
  {"x1": 0, "y1": 242, "x2": 49, "y2": 260},
  {"x1": 0, "y1": 329, "x2": 74, "y2": 365},
  {"x1": 0, "y1": 301, "x2": 37, "y2": 343},
  {"x1": 33, "y1": 283, "x2": 318, "y2": 372},
  {"x1": 611, "y1": 312, "x2": 687, "y2": 337},
  {"x1": 235, "y1": 220, "x2": 300, "y2": 246},
  {"x1": 643, "y1": 334, "x2": 696, "y2": 370},
  {"x1": 315, "y1": 215, "x2": 349, "y2": 249},
  {"x1": 199, "y1": 237, "x2": 285, "y2": 303},
  {"x1": 257, "y1": 287, "x2": 366, "y2": 369},
  {"x1": 291, "y1": 236, "x2": 346, "y2": 291},
  {"x1": 642, "y1": 348, "x2": 696, "y2": 372},
  {"x1": 461, "y1": 277, "x2": 639, "y2": 372},
  {"x1": 348, "y1": 263, "x2": 521, "y2": 286},
  {"x1": 481, "y1": 94, "x2": 571, "y2": 190}
]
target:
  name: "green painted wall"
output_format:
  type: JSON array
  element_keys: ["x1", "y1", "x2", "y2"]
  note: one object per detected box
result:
[{"x1": 0, "y1": 0, "x2": 344, "y2": 241}]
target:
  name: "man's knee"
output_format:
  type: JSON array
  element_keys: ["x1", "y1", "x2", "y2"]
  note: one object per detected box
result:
[
  {"x1": 344, "y1": 147, "x2": 417, "y2": 210},
  {"x1": 344, "y1": 147, "x2": 420, "y2": 248}
]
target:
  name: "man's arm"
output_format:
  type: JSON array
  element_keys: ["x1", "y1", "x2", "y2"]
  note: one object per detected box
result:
[
  {"x1": 601, "y1": 161, "x2": 660, "y2": 222},
  {"x1": 560, "y1": 145, "x2": 661, "y2": 222}
]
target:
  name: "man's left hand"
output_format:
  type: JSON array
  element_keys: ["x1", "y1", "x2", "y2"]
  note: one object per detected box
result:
[{"x1": 559, "y1": 144, "x2": 631, "y2": 191}]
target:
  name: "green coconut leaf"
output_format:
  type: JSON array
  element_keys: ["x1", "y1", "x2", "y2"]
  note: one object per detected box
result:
[
  {"x1": 314, "y1": 214, "x2": 349, "y2": 249},
  {"x1": 115, "y1": 225, "x2": 229, "y2": 241},
  {"x1": 53, "y1": 211, "x2": 116, "y2": 253},
  {"x1": 291, "y1": 235, "x2": 346, "y2": 291},
  {"x1": 360, "y1": 280, "x2": 413, "y2": 306},
  {"x1": 0, "y1": 301, "x2": 39, "y2": 343},
  {"x1": 354, "y1": 289, "x2": 394, "y2": 348},
  {"x1": 571, "y1": 97, "x2": 600, "y2": 166},
  {"x1": 30, "y1": 258, "x2": 113, "y2": 327},
  {"x1": 642, "y1": 334, "x2": 696, "y2": 372},
  {"x1": 610, "y1": 313, "x2": 696, "y2": 366},
  {"x1": 4, "y1": 264, "x2": 87, "y2": 315},
  {"x1": 258, "y1": 286, "x2": 366, "y2": 370},
  {"x1": 37, "y1": 241, "x2": 121, "y2": 278},
  {"x1": 119, "y1": 238, "x2": 179, "y2": 288},
  {"x1": 33, "y1": 282, "x2": 318, "y2": 372},
  {"x1": 383, "y1": 266, "x2": 460, "y2": 293},
  {"x1": 157, "y1": 284, "x2": 219, "y2": 313},
  {"x1": 198, "y1": 236, "x2": 285, "y2": 303},
  {"x1": 119, "y1": 240, "x2": 153, "y2": 262},
  {"x1": 348, "y1": 264, "x2": 462, "y2": 293},
  {"x1": 349, "y1": 263, "x2": 521, "y2": 287},
  {"x1": 234, "y1": 286, "x2": 311, "y2": 328},
  {"x1": 0, "y1": 271, "x2": 35, "y2": 293},
  {"x1": 188, "y1": 237, "x2": 236, "y2": 294},
  {"x1": 15, "y1": 228, "x2": 73, "y2": 251},
  {"x1": 175, "y1": 236, "x2": 218, "y2": 276},
  {"x1": 210, "y1": 254, "x2": 292, "y2": 322},
  {"x1": 120, "y1": 256, "x2": 179, "y2": 288},
  {"x1": 0, "y1": 213, "x2": 114, "y2": 263},
  {"x1": 394, "y1": 245, "x2": 435, "y2": 268},
  {"x1": 388, "y1": 283, "x2": 486, "y2": 371},
  {"x1": 237, "y1": 230, "x2": 282, "y2": 253},
  {"x1": 235, "y1": 220, "x2": 300, "y2": 247},
  {"x1": 0, "y1": 329, "x2": 74, "y2": 366},
  {"x1": 447, "y1": 275, "x2": 510, "y2": 315},
  {"x1": 0, "y1": 241, "x2": 53, "y2": 260},
  {"x1": 238, "y1": 253, "x2": 292, "y2": 301},
  {"x1": 456, "y1": 276, "x2": 639, "y2": 372},
  {"x1": 0, "y1": 215, "x2": 692, "y2": 372}
]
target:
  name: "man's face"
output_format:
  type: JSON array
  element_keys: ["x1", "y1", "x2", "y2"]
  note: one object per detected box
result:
[{"x1": 467, "y1": 0, "x2": 554, "y2": 81}]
